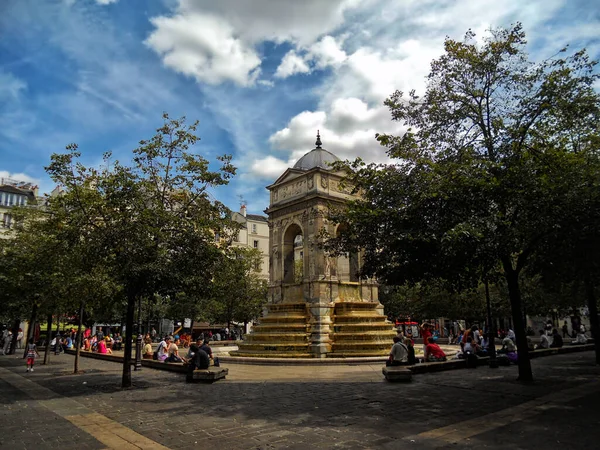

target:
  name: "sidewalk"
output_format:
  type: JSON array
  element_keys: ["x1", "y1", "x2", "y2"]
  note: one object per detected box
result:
[{"x1": 1, "y1": 350, "x2": 599, "y2": 449}]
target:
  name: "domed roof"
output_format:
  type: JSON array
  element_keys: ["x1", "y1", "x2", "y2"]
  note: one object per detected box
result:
[{"x1": 293, "y1": 132, "x2": 340, "y2": 171}]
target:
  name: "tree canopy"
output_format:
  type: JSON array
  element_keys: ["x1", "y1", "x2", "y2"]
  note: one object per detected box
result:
[{"x1": 327, "y1": 24, "x2": 600, "y2": 381}]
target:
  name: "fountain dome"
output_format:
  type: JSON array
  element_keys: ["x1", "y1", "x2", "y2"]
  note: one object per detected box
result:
[{"x1": 292, "y1": 131, "x2": 340, "y2": 171}]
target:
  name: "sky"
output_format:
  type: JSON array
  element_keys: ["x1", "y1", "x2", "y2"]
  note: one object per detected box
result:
[{"x1": 1, "y1": 0, "x2": 598, "y2": 214}]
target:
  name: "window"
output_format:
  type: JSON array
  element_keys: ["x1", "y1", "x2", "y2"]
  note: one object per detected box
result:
[
  {"x1": 253, "y1": 240, "x2": 259, "y2": 249},
  {"x1": 3, "y1": 213, "x2": 12, "y2": 228},
  {"x1": 251, "y1": 224, "x2": 257, "y2": 234},
  {"x1": 254, "y1": 261, "x2": 261, "y2": 271}
]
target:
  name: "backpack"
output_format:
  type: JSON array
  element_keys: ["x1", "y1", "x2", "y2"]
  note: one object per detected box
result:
[{"x1": 153, "y1": 342, "x2": 163, "y2": 361}]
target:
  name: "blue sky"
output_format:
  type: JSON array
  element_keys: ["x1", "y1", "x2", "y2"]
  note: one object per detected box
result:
[{"x1": 1, "y1": 0, "x2": 598, "y2": 214}]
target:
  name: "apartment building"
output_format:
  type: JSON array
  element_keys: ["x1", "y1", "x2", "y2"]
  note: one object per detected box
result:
[
  {"x1": 231, "y1": 205, "x2": 269, "y2": 280},
  {"x1": 0, "y1": 178, "x2": 40, "y2": 239}
]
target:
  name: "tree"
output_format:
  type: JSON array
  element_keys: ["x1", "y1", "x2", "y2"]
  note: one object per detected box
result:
[
  {"x1": 327, "y1": 25, "x2": 600, "y2": 381},
  {"x1": 208, "y1": 246, "x2": 268, "y2": 328},
  {"x1": 45, "y1": 114, "x2": 237, "y2": 387}
]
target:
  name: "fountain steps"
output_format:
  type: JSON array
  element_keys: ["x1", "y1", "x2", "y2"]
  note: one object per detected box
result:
[{"x1": 233, "y1": 300, "x2": 395, "y2": 358}]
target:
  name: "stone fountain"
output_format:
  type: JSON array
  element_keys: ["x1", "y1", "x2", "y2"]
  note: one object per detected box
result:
[{"x1": 231, "y1": 133, "x2": 395, "y2": 359}]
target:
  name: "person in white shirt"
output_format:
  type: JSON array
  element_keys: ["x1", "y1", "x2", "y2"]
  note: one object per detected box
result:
[
  {"x1": 386, "y1": 336, "x2": 409, "y2": 366},
  {"x1": 536, "y1": 329, "x2": 550, "y2": 349}
]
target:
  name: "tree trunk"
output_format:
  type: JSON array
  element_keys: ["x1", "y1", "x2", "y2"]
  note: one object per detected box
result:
[
  {"x1": 43, "y1": 314, "x2": 53, "y2": 365},
  {"x1": 9, "y1": 319, "x2": 20, "y2": 355},
  {"x1": 23, "y1": 304, "x2": 38, "y2": 359},
  {"x1": 74, "y1": 301, "x2": 85, "y2": 374},
  {"x1": 485, "y1": 280, "x2": 498, "y2": 368},
  {"x1": 121, "y1": 293, "x2": 136, "y2": 388},
  {"x1": 503, "y1": 263, "x2": 533, "y2": 382},
  {"x1": 584, "y1": 276, "x2": 600, "y2": 365}
]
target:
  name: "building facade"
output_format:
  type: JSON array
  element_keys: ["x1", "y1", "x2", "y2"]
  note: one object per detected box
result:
[
  {"x1": 231, "y1": 205, "x2": 269, "y2": 280},
  {"x1": 0, "y1": 178, "x2": 40, "y2": 239}
]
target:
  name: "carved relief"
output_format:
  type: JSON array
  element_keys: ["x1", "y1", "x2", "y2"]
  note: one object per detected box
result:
[
  {"x1": 307, "y1": 175, "x2": 314, "y2": 189},
  {"x1": 321, "y1": 175, "x2": 329, "y2": 188},
  {"x1": 273, "y1": 189, "x2": 279, "y2": 201}
]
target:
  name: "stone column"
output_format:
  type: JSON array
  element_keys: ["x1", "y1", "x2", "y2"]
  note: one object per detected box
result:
[{"x1": 309, "y1": 302, "x2": 333, "y2": 358}]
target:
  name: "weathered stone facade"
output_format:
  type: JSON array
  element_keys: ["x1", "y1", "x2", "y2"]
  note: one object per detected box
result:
[{"x1": 233, "y1": 139, "x2": 394, "y2": 358}]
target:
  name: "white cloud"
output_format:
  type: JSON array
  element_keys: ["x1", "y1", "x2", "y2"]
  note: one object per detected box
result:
[
  {"x1": 308, "y1": 35, "x2": 347, "y2": 70},
  {"x1": 250, "y1": 156, "x2": 292, "y2": 178},
  {"x1": 275, "y1": 51, "x2": 310, "y2": 79},
  {"x1": 0, "y1": 71, "x2": 26, "y2": 100},
  {"x1": 0, "y1": 171, "x2": 40, "y2": 186},
  {"x1": 147, "y1": 0, "x2": 369, "y2": 86},
  {"x1": 96, "y1": 0, "x2": 118, "y2": 5},
  {"x1": 251, "y1": 0, "x2": 598, "y2": 180},
  {"x1": 146, "y1": 13, "x2": 261, "y2": 86}
]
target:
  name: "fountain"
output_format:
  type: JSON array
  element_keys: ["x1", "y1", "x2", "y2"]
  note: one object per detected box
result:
[{"x1": 231, "y1": 133, "x2": 395, "y2": 359}]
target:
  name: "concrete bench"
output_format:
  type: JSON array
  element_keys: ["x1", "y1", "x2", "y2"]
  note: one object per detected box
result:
[
  {"x1": 382, "y1": 366, "x2": 412, "y2": 382},
  {"x1": 192, "y1": 368, "x2": 229, "y2": 383}
]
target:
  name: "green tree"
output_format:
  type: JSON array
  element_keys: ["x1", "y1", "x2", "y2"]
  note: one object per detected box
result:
[
  {"x1": 327, "y1": 25, "x2": 599, "y2": 381},
  {"x1": 45, "y1": 114, "x2": 237, "y2": 387},
  {"x1": 208, "y1": 246, "x2": 268, "y2": 328}
]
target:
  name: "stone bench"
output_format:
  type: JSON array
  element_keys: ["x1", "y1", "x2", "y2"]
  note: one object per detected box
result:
[
  {"x1": 192, "y1": 368, "x2": 229, "y2": 383},
  {"x1": 382, "y1": 366, "x2": 412, "y2": 382}
]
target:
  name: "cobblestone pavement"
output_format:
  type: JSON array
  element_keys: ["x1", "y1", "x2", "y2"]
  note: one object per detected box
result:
[{"x1": 1, "y1": 351, "x2": 599, "y2": 449}]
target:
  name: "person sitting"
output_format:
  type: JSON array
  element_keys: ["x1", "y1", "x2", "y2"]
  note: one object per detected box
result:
[
  {"x1": 386, "y1": 336, "x2": 409, "y2": 366},
  {"x1": 83, "y1": 337, "x2": 91, "y2": 351},
  {"x1": 113, "y1": 333, "x2": 123, "y2": 351},
  {"x1": 535, "y1": 329, "x2": 550, "y2": 350},
  {"x1": 156, "y1": 336, "x2": 170, "y2": 361},
  {"x1": 498, "y1": 333, "x2": 516, "y2": 354},
  {"x1": 165, "y1": 337, "x2": 183, "y2": 363},
  {"x1": 62, "y1": 336, "x2": 73, "y2": 351},
  {"x1": 97, "y1": 339, "x2": 112, "y2": 354},
  {"x1": 572, "y1": 331, "x2": 588, "y2": 345},
  {"x1": 549, "y1": 329, "x2": 564, "y2": 348},
  {"x1": 404, "y1": 337, "x2": 416, "y2": 365},
  {"x1": 200, "y1": 339, "x2": 219, "y2": 366},
  {"x1": 185, "y1": 345, "x2": 210, "y2": 382},
  {"x1": 142, "y1": 337, "x2": 153, "y2": 359},
  {"x1": 424, "y1": 337, "x2": 447, "y2": 362}
]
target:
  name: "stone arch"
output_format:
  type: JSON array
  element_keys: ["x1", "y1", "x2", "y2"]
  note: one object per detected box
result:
[
  {"x1": 335, "y1": 224, "x2": 359, "y2": 282},
  {"x1": 283, "y1": 223, "x2": 304, "y2": 283}
]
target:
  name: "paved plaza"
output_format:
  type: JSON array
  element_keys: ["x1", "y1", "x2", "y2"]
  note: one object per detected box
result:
[{"x1": 0, "y1": 351, "x2": 599, "y2": 449}]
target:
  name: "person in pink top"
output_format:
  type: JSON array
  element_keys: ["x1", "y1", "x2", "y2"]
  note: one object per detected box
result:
[{"x1": 97, "y1": 339, "x2": 112, "y2": 355}]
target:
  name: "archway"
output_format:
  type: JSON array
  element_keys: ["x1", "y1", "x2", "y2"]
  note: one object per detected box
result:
[
  {"x1": 336, "y1": 224, "x2": 359, "y2": 282},
  {"x1": 283, "y1": 223, "x2": 303, "y2": 283}
]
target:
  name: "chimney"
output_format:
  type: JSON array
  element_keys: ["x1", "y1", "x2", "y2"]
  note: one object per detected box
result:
[{"x1": 240, "y1": 204, "x2": 247, "y2": 217}]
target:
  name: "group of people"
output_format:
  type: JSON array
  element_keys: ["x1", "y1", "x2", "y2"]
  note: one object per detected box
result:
[
  {"x1": 80, "y1": 327, "x2": 123, "y2": 354},
  {"x1": 0, "y1": 328, "x2": 24, "y2": 355},
  {"x1": 388, "y1": 322, "x2": 449, "y2": 366},
  {"x1": 147, "y1": 335, "x2": 220, "y2": 367}
]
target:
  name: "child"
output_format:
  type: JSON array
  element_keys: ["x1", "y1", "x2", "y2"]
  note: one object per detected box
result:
[{"x1": 26, "y1": 338, "x2": 40, "y2": 372}]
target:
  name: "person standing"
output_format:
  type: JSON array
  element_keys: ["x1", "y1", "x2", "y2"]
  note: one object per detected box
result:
[
  {"x1": 420, "y1": 323, "x2": 432, "y2": 356},
  {"x1": 562, "y1": 321, "x2": 569, "y2": 338},
  {"x1": 25, "y1": 338, "x2": 40, "y2": 372},
  {"x1": 151, "y1": 327, "x2": 157, "y2": 342},
  {"x1": 550, "y1": 329, "x2": 564, "y2": 348},
  {"x1": 2, "y1": 330, "x2": 12, "y2": 355},
  {"x1": 16, "y1": 328, "x2": 24, "y2": 349}
]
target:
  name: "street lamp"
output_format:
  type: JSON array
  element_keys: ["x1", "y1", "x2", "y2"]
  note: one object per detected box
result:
[{"x1": 134, "y1": 296, "x2": 142, "y2": 371}]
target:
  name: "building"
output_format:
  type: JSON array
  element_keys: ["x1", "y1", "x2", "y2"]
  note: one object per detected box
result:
[
  {"x1": 231, "y1": 205, "x2": 269, "y2": 280},
  {"x1": 0, "y1": 178, "x2": 40, "y2": 239}
]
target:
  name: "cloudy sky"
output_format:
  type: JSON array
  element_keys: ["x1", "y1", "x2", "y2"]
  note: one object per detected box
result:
[{"x1": 1, "y1": 0, "x2": 598, "y2": 213}]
